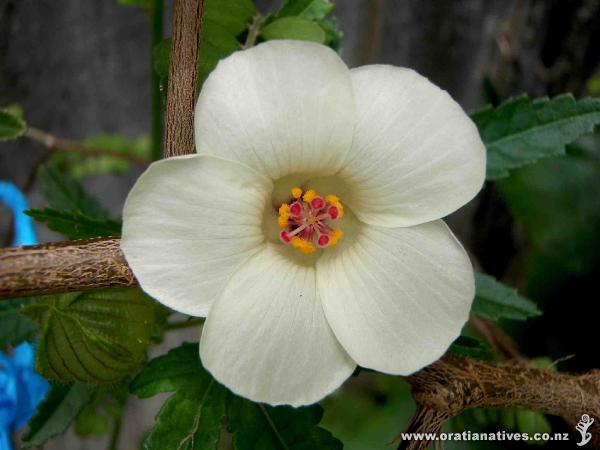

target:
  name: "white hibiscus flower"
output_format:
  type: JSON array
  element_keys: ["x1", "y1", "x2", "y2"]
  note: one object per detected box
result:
[{"x1": 121, "y1": 40, "x2": 486, "y2": 406}]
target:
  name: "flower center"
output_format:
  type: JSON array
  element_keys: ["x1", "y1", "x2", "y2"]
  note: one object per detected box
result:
[{"x1": 277, "y1": 187, "x2": 344, "y2": 254}]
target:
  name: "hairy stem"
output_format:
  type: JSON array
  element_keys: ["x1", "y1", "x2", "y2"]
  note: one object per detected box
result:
[
  {"x1": 163, "y1": 0, "x2": 205, "y2": 158},
  {"x1": 398, "y1": 354, "x2": 600, "y2": 450},
  {"x1": 0, "y1": 238, "x2": 135, "y2": 298}
]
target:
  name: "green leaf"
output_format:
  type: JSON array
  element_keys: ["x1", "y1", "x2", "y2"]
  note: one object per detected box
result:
[
  {"x1": 449, "y1": 336, "x2": 491, "y2": 359},
  {"x1": 318, "y1": 17, "x2": 343, "y2": 50},
  {"x1": 74, "y1": 403, "x2": 109, "y2": 437},
  {"x1": 154, "y1": 0, "x2": 256, "y2": 89},
  {"x1": 38, "y1": 165, "x2": 108, "y2": 219},
  {"x1": 74, "y1": 384, "x2": 127, "y2": 438},
  {"x1": 499, "y1": 143, "x2": 600, "y2": 275},
  {"x1": 130, "y1": 342, "x2": 204, "y2": 397},
  {"x1": 229, "y1": 396, "x2": 343, "y2": 450},
  {"x1": 261, "y1": 17, "x2": 326, "y2": 43},
  {"x1": 515, "y1": 411, "x2": 552, "y2": 445},
  {"x1": 204, "y1": 0, "x2": 256, "y2": 35},
  {"x1": 131, "y1": 343, "x2": 226, "y2": 450},
  {"x1": 0, "y1": 107, "x2": 27, "y2": 141},
  {"x1": 52, "y1": 133, "x2": 150, "y2": 178},
  {"x1": 22, "y1": 382, "x2": 96, "y2": 448},
  {"x1": 276, "y1": 0, "x2": 335, "y2": 21},
  {"x1": 146, "y1": 387, "x2": 226, "y2": 450},
  {"x1": 471, "y1": 95, "x2": 600, "y2": 179},
  {"x1": 4, "y1": 103, "x2": 24, "y2": 119},
  {"x1": 26, "y1": 208, "x2": 122, "y2": 239},
  {"x1": 472, "y1": 273, "x2": 541, "y2": 321},
  {"x1": 0, "y1": 297, "x2": 38, "y2": 347},
  {"x1": 23, "y1": 288, "x2": 165, "y2": 384},
  {"x1": 199, "y1": 21, "x2": 242, "y2": 84}
]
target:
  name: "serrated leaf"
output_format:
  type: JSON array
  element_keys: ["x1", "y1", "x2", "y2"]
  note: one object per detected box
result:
[
  {"x1": 471, "y1": 95, "x2": 600, "y2": 180},
  {"x1": 38, "y1": 165, "x2": 108, "y2": 219},
  {"x1": 130, "y1": 342, "x2": 204, "y2": 397},
  {"x1": 26, "y1": 208, "x2": 121, "y2": 240},
  {"x1": 21, "y1": 382, "x2": 96, "y2": 448},
  {"x1": 131, "y1": 343, "x2": 226, "y2": 450},
  {"x1": 145, "y1": 386, "x2": 226, "y2": 450},
  {"x1": 472, "y1": 273, "x2": 541, "y2": 321},
  {"x1": 0, "y1": 297, "x2": 38, "y2": 346},
  {"x1": 449, "y1": 336, "x2": 491, "y2": 359},
  {"x1": 23, "y1": 288, "x2": 165, "y2": 384},
  {"x1": 261, "y1": 17, "x2": 326, "y2": 43},
  {"x1": 276, "y1": 0, "x2": 335, "y2": 20},
  {"x1": 0, "y1": 108, "x2": 27, "y2": 141},
  {"x1": 229, "y1": 396, "x2": 343, "y2": 450},
  {"x1": 318, "y1": 16, "x2": 342, "y2": 50}
]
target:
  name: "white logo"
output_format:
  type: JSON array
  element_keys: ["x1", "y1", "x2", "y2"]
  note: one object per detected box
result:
[{"x1": 576, "y1": 414, "x2": 594, "y2": 447}]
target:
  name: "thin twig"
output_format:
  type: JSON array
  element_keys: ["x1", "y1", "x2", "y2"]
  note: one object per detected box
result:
[
  {"x1": 470, "y1": 315, "x2": 531, "y2": 365},
  {"x1": 242, "y1": 13, "x2": 265, "y2": 49},
  {"x1": 164, "y1": 318, "x2": 205, "y2": 331},
  {"x1": 22, "y1": 146, "x2": 54, "y2": 194},
  {"x1": 24, "y1": 127, "x2": 150, "y2": 165}
]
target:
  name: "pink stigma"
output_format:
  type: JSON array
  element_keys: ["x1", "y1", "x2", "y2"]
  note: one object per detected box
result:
[
  {"x1": 327, "y1": 205, "x2": 339, "y2": 220},
  {"x1": 317, "y1": 234, "x2": 330, "y2": 247},
  {"x1": 310, "y1": 196, "x2": 325, "y2": 210}
]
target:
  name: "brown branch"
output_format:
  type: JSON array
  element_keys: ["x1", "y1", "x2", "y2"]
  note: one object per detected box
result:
[
  {"x1": 25, "y1": 127, "x2": 150, "y2": 166},
  {"x1": 163, "y1": 0, "x2": 204, "y2": 158},
  {"x1": 2, "y1": 1, "x2": 598, "y2": 447},
  {"x1": 0, "y1": 238, "x2": 135, "y2": 298},
  {"x1": 470, "y1": 315, "x2": 530, "y2": 365},
  {"x1": 1, "y1": 240, "x2": 600, "y2": 450},
  {"x1": 398, "y1": 354, "x2": 600, "y2": 450}
]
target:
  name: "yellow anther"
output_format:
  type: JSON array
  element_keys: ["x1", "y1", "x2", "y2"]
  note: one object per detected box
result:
[
  {"x1": 325, "y1": 194, "x2": 339, "y2": 204},
  {"x1": 278, "y1": 216, "x2": 289, "y2": 228},
  {"x1": 290, "y1": 236, "x2": 315, "y2": 254},
  {"x1": 278, "y1": 203, "x2": 289, "y2": 216},
  {"x1": 302, "y1": 189, "x2": 317, "y2": 203},
  {"x1": 334, "y1": 202, "x2": 344, "y2": 219},
  {"x1": 329, "y1": 228, "x2": 344, "y2": 247},
  {"x1": 291, "y1": 187, "x2": 303, "y2": 199}
]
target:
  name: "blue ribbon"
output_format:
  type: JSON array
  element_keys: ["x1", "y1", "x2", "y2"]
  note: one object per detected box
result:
[
  {"x1": 0, "y1": 181, "x2": 48, "y2": 450},
  {"x1": 0, "y1": 181, "x2": 37, "y2": 246}
]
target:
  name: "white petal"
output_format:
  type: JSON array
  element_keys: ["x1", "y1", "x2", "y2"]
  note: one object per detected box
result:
[
  {"x1": 317, "y1": 220, "x2": 474, "y2": 375},
  {"x1": 121, "y1": 155, "x2": 271, "y2": 317},
  {"x1": 200, "y1": 244, "x2": 355, "y2": 406},
  {"x1": 341, "y1": 65, "x2": 486, "y2": 227},
  {"x1": 194, "y1": 40, "x2": 355, "y2": 180}
]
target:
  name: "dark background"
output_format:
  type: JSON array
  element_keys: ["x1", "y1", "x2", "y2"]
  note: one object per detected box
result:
[{"x1": 1, "y1": 1, "x2": 599, "y2": 448}]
